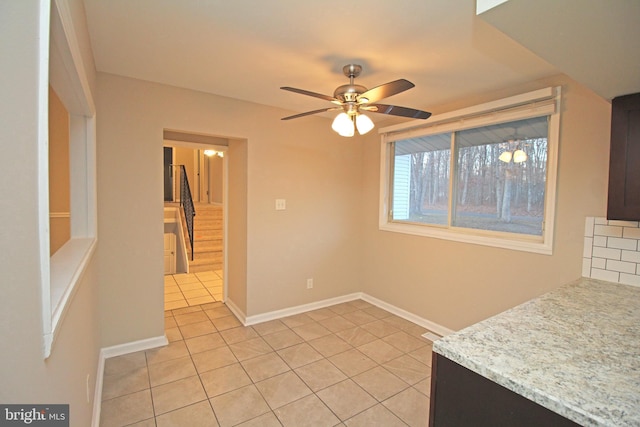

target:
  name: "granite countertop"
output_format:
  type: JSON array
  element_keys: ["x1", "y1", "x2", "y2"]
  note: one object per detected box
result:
[{"x1": 433, "y1": 278, "x2": 640, "y2": 427}]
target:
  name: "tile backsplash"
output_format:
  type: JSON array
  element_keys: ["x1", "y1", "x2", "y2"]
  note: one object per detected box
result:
[{"x1": 583, "y1": 217, "x2": 640, "y2": 287}]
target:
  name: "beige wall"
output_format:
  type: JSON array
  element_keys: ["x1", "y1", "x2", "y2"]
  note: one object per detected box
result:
[
  {"x1": 96, "y1": 73, "x2": 364, "y2": 344},
  {"x1": 49, "y1": 86, "x2": 71, "y2": 254},
  {"x1": 0, "y1": 2, "x2": 101, "y2": 425},
  {"x1": 361, "y1": 76, "x2": 611, "y2": 331}
]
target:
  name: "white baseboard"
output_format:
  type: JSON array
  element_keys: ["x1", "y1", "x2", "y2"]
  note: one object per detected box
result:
[
  {"x1": 92, "y1": 334, "x2": 168, "y2": 426},
  {"x1": 244, "y1": 293, "x2": 363, "y2": 326},
  {"x1": 361, "y1": 293, "x2": 456, "y2": 337},
  {"x1": 224, "y1": 297, "x2": 246, "y2": 325}
]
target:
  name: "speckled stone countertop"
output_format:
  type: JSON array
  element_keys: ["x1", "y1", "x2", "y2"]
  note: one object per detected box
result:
[{"x1": 433, "y1": 278, "x2": 640, "y2": 427}]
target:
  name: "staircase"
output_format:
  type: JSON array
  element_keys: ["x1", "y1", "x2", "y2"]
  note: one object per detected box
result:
[{"x1": 183, "y1": 203, "x2": 223, "y2": 273}]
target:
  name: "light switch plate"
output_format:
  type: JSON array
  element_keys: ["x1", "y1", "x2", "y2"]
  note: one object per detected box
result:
[{"x1": 275, "y1": 199, "x2": 286, "y2": 210}]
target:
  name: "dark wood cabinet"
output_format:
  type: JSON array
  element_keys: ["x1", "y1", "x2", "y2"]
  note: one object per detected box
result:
[
  {"x1": 428, "y1": 353, "x2": 580, "y2": 427},
  {"x1": 608, "y1": 92, "x2": 640, "y2": 220}
]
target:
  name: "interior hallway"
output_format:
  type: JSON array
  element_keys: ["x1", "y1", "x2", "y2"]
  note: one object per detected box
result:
[{"x1": 164, "y1": 271, "x2": 224, "y2": 311}]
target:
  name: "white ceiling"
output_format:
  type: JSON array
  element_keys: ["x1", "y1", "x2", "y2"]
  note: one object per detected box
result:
[{"x1": 82, "y1": 0, "x2": 639, "y2": 123}]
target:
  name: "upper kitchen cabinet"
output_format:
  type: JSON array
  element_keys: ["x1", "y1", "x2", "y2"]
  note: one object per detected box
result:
[{"x1": 608, "y1": 93, "x2": 640, "y2": 220}]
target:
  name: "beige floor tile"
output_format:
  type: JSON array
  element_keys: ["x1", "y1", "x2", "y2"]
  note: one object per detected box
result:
[
  {"x1": 274, "y1": 394, "x2": 340, "y2": 427},
  {"x1": 166, "y1": 326, "x2": 184, "y2": 342},
  {"x1": 173, "y1": 274, "x2": 200, "y2": 284},
  {"x1": 362, "y1": 306, "x2": 392, "y2": 320},
  {"x1": 200, "y1": 363, "x2": 252, "y2": 398},
  {"x1": 352, "y1": 366, "x2": 409, "y2": 401},
  {"x1": 104, "y1": 351, "x2": 146, "y2": 376},
  {"x1": 280, "y1": 313, "x2": 316, "y2": 328},
  {"x1": 191, "y1": 346, "x2": 238, "y2": 374},
  {"x1": 292, "y1": 322, "x2": 332, "y2": 341},
  {"x1": 357, "y1": 339, "x2": 404, "y2": 364},
  {"x1": 382, "y1": 386, "x2": 429, "y2": 426},
  {"x1": 319, "y1": 315, "x2": 357, "y2": 333},
  {"x1": 155, "y1": 400, "x2": 219, "y2": 427},
  {"x1": 165, "y1": 292, "x2": 185, "y2": 303},
  {"x1": 151, "y1": 375, "x2": 207, "y2": 415},
  {"x1": 308, "y1": 334, "x2": 352, "y2": 357},
  {"x1": 179, "y1": 283, "x2": 206, "y2": 292},
  {"x1": 255, "y1": 371, "x2": 312, "y2": 409},
  {"x1": 414, "y1": 378, "x2": 432, "y2": 397},
  {"x1": 382, "y1": 330, "x2": 429, "y2": 353},
  {"x1": 172, "y1": 306, "x2": 204, "y2": 315},
  {"x1": 127, "y1": 418, "x2": 157, "y2": 427},
  {"x1": 335, "y1": 327, "x2": 378, "y2": 347},
  {"x1": 349, "y1": 300, "x2": 375, "y2": 310},
  {"x1": 241, "y1": 352, "x2": 290, "y2": 382},
  {"x1": 252, "y1": 319, "x2": 288, "y2": 336},
  {"x1": 148, "y1": 356, "x2": 197, "y2": 387},
  {"x1": 277, "y1": 342, "x2": 323, "y2": 369},
  {"x1": 180, "y1": 320, "x2": 217, "y2": 339},
  {"x1": 185, "y1": 332, "x2": 227, "y2": 354},
  {"x1": 294, "y1": 359, "x2": 347, "y2": 392},
  {"x1": 100, "y1": 389, "x2": 154, "y2": 427},
  {"x1": 219, "y1": 326, "x2": 259, "y2": 344},
  {"x1": 329, "y1": 348, "x2": 377, "y2": 377},
  {"x1": 102, "y1": 366, "x2": 149, "y2": 401},
  {"x1": 341, "y1": 310, "x2": 379, "y2": 326},
  {"x1": 360, "y1": 320, "x2": 400, "y2": 338},
  {"x1": 146, "y1": 340, "x2": 190, "y2": 365},
  {"x1": 382, "y1": 354, "x2": 430, "y2": 385},
  {"x1": 204, "y1": 306, "x2": 233, "y2": 319},
  {"x1": 183, "y1": 288, "x2": 211, "y2": 299},
  {"x1": 195, "y1": 271, "x2": 217, "y2": 280},
  {"x1": 165, "y1": 316, "x2": 178, "y2": 329},
  {"x1": 188, "y1": 295, "x2": 216, "y2": 306},
  {"x1": 261, "y1": 329, "x2": 304, "y2": 350},
  {"x1": 328, "y1": 302, "x2": 360, "y2": 315},
  {"x1": 210, "y1": 384, "x2": 271, "y2": 427},
  {"x1": 382, "y1": 315, "x2": 417, "y2": 331},
  {"x1": 211, "y1": 315, "x2": 242, "y2": 331},
  {"x1": 408, "y1": 344, "x2": 433, "y2": 367},
  {"x1": 343, "y1": 403, "x2": 406, "y2": 427},
  {"x1": 174, "y1": 311, "x2": 209, "y2": 326},
  {"x1": 164, "y1": 285, "x2": 181, "y2": 295},
  {"x1": 316, "y1": 379, "x2": 377, "y2": 421},
  {"x1": 236, "y1": 411, "x2": 282, "y2": 427},
  {"x1": 165, "y1": 299, "x2": 189, "y2": 311},
  {"x1": 229, "y1": 336, "x2": 273, "y2": 361},
  {"x1": 305, "y1": 308, "x2": 335, "y2": 321}
]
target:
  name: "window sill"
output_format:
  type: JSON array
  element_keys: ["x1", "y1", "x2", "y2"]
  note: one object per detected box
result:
[
  {"x1": 46, "y1": 237, "x2": 96, "y2": 357},
  {"x1": 379, "y1": 221, "x2": 552, "y2": 255}
]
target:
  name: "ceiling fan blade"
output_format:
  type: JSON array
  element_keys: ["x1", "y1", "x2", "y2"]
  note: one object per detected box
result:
[
  {"x1": 358, "y1": 79, "x2": 415, "y2": 104},
  {"x1": 281, "y1": 107, "x2": 341, "y2": 120},
  {"x1": 366, "y1": 104, "x2": 432, "y2": 119},
  {"x1": 280, "y1": 87, "x2": 339, "y2": 103}
]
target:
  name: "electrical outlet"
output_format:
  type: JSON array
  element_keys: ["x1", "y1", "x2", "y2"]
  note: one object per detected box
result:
[
  {"x1": 275, "y1": 199, "x2": 286, "y2": 210},
  {"x1": 306, "y1": 278, "x2": 313, "y2": 289}
]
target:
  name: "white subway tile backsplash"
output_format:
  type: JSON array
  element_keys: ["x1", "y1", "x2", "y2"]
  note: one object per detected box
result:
[
  {"x1": 606, "y1": 259, "x2": 637, "y2": 274},
  {"x1": 607, "y1": 237, "x2": 638, "y2": 251},
  {"x1": 623, "y1": 227, "x2": 640, "y2": 239},
  {"x1": 592, "y1": 246, "x2": 621, "y2": 261},
  {"x1": 593, "y1": 236, "x2": 608, "y2": 247},
  {"x1": 583, "y1": 217, "x2": 640, "y2": 287},
  {"x1": 593, "y1": 225, "x2": 623, "y2": 238},
  {"x1": 592, "y1": 257, "x2": 606, "y2": 269},
  {"x1": 622, "y1": 250, "x2": 640, "y2": 263}
]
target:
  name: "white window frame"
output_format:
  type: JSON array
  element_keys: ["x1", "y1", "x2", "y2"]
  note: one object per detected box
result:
[
  {"x1": 379, "y1": 87, "x2": 561, "y2": 255},
  {"x1": 41, "y1": 0, "x2": 97, "y2": 358}
]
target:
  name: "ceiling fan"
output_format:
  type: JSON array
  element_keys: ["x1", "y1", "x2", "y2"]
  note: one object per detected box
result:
[{"x1": 281, "y1": 64, "x2": 431, "y2": 137}]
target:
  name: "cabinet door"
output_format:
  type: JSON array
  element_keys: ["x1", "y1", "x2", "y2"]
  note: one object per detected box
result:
[{"x1": 608, "y1": 92, "x2": 640, "y2": 220}]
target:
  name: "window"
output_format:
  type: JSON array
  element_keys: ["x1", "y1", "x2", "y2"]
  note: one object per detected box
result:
[
  {"x1": 380, "y1": 87, "x2": 560, "y2": 254},
  {"x1": 42, "y1": 0, "x2": 97, "y2": 358}
]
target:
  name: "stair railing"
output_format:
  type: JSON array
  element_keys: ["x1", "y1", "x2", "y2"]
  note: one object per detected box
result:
[{"x1": 176, "y1": 165, "x2": 196, "y2": 261}]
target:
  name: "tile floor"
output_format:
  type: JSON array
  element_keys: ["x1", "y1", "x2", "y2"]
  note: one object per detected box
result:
[
  {"x1": 100, "y1": 274, "x2": 433, "y2": 426},
  {"x1": 164, "y1": 271, "x2": 224, "y2": 311}
]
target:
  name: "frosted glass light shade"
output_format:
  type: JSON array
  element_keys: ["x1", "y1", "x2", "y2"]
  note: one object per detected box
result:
[
  {"x1": 332, "y1": 112, "x2": 354, "y2": 137},
  {"x1": 355, "y1": 113, "x2": 374, "y2": 135},
  {"x1": 513, "y1": 149, "x2": 528, "y2": 163},
  {"x1": 499, "y1": 151, "x2": 512, "y2": 163}
]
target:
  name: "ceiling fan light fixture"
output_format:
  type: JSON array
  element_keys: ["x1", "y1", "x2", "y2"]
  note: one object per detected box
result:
[
  {"x1": 355, "y1": 113, "x2": 374, "y2": 135},
  {"x1": 332, "y1": 112, "x2": 355, "y2": 137}
]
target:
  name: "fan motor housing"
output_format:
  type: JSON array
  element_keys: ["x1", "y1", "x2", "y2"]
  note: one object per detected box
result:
[{"x1": 334, "y1": 84, "x2": 367, "y2": 103}]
